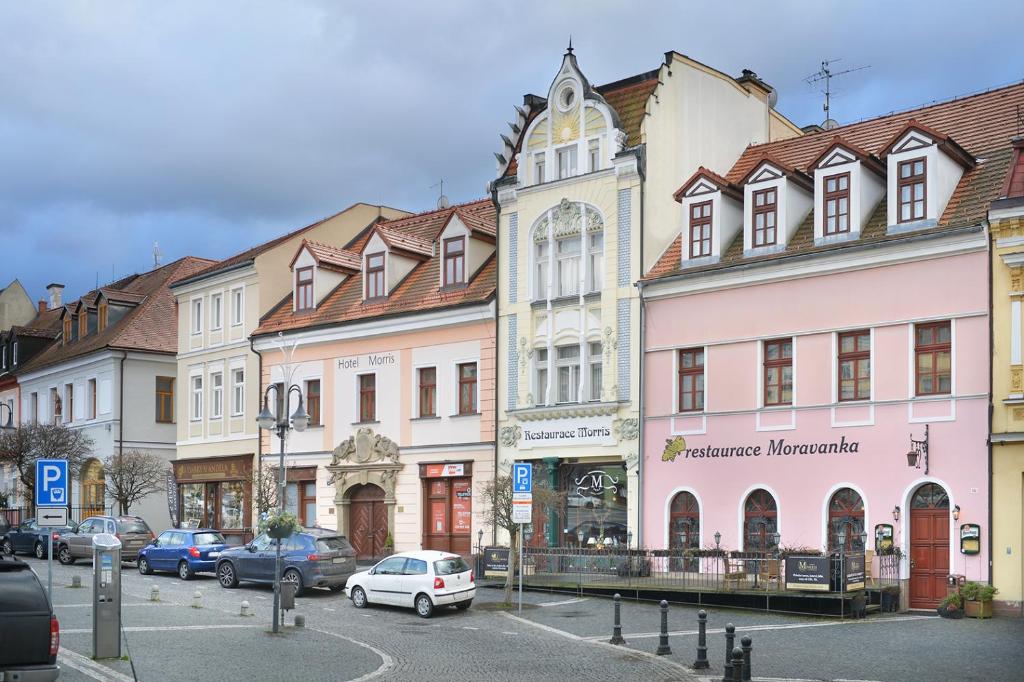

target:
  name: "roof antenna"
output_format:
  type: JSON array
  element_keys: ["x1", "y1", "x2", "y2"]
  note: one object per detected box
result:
[
  {"x1": 804, "y1": 58, "x2": 870, "y2": 130},
  {"x1": 431, "y1": 179, "x2": 449, "y2": 209},
  {"x1": 152, "y1": 241, "x2": 163, "y2": 267}
]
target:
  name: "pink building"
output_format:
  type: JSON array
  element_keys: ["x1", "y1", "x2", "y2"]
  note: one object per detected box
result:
[{"x1": 640, "y1": 84, "x2": 1024, "y2": 610}]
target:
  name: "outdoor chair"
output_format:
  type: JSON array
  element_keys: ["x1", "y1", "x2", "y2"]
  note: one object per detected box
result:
[
  {"x1": 758, "y1": 558, "x2": 781, "y2": 589},
  {"x1": 723, "y1": 558, "x2": 746, "y2": 590},
  {"x1": 864, "y1": 549, "x2": 875, "y2": 586}
]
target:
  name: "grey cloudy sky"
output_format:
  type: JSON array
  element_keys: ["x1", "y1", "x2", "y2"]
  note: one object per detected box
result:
[{"x1": 1, "y1": 1, "x2": 1021, "y2": 302}]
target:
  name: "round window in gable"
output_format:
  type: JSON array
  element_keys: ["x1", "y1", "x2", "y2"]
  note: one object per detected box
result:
[{"x1": 557, "y1": 83, "x2": 577, "y2": 112}]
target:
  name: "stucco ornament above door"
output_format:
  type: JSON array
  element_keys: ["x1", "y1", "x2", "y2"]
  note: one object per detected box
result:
[
  {"x1": 331, "y1": 427, "x2": 400, "y2": 466},
  {"x1": 326, "y1": 427, "x2": 401, "y2": 498}
]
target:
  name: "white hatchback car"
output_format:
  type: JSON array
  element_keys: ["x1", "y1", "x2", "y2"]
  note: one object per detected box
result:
[{"x1": 345, "y1": 550, "x2": 475, "y2": 618}]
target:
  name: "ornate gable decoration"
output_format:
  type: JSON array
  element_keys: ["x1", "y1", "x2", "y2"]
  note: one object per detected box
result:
[
  {"x1": 326, "y1": 427, "x2": 402, "y2": 498},
  {"x1": 748, "y1": 163, "x2": 785, "y2": 184},
  {"x1": 534, "y1": 199, "x2": 604, "y2": 243}
]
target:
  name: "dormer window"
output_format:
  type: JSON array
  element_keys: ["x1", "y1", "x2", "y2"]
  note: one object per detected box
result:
[
  {"x1": 295, "y1": 267, "x2": 314, "y2": 311},
  {"x1": 689, "y1": 201, "x2": 713, "y2": 258},
  {"x1": 443, "y1": 237, "x2": 465, "y2": 287},
  {"x1": 63, "y1": 318, "x2": 72, "y2": 344},
  {"x1": 752, "y1": 188, "x2": 778, "y2": 247},
  {"x1": 823, "y1": 173, "x2": 851, "y2": 235},
  {"x1": 365, "y1": 253, "x2": 386, "y2": 299},
  {"x1": 897, "y1": 158, "x2": 926, "y2": 223},
  {"x1": 78, "y1": 312, "x2": 88, "y2": 339},
  {"x1": 98, "y1": 302, "x2": 108, "y2": 331}
]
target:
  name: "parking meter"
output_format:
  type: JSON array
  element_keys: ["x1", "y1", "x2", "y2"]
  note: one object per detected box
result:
[
  {"x1": 281, "y1": 581, "x2": 296, "y2": 611},
  {"x1": 92, "y1": 533, "x2": 122, "y2": 659}
]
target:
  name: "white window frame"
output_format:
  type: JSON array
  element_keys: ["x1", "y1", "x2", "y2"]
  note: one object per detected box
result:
[
  {"x1": 588, "y1": 138, "x2": 600, "y2": 173},
  {"x1": 556, "y1": 237, "x2": 581, "y2": 298},
  {"x1": 190, "y1": 375, "x2": 203, "y2": 422},
  {"x1": 210, "y1": 292, "x2": 223, "y2": 331},
  {"x1": 534, "y1": 152, "x2": 546, "y2": 185},
  {"x1": 556, "y1": 144, "x2": 578, "y2": 180},
  {"x1": 210, "y1": 371, "x2": 223, "y2": 419},
  {"x1": 534, "y1": 348, "x2": 549, "y2": 406},
  {"x1": 231, "y1": 287, "x2": 244, "y2": 327},
  {"x1": 588, "y1": 341, "x2": 602, "y2": 402},
  {"x1": 64, "y1": 383, "x2": 74, "y2": 424},
  {"x1": 231, "y1": 367, "x2": 245, "y2": 417},
  {"x1": 191, "y1": 297, "x2": 203, "y2": 335},
  {"x1": 587, "y1": 231, "x2": 604, "y2": 292},
  {"x1": 87, "y1": 378, "x2": 97, "y2": 420},
  {"x1": 554, "y1": 344, "x2": 581, "y2": 404}
]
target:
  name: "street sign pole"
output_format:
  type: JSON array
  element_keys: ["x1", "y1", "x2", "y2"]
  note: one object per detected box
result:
[
  {"x1": 48, "y1": 533, "x2": 53, "y2": 601},
  {"x1": 35, "y1": 459, "x2": 69, "y2": 607},
  {"x1": 518, "y1": 526, "x2": 523, "y2": 614},
  {"x1": 511, "y1": 463, "x2": 533, "y2": 615}
]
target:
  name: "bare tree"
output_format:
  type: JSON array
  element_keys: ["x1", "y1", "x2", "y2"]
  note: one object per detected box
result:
[
  {"x1": 247, "y1": 464, "x2": 282, "y2": 518},
  {"x1": 0, "y1": 423, "x2": 93, "y2": 510},
  {"x1": 478, "y1": 472, "x2": 563, "y2": 605},
  {"x1": 103, "y1": 450, "x2": 168, "y2": 516}
]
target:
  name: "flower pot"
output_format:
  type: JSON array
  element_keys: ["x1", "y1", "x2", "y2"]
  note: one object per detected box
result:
[
  {"x1": 937, "y1": 604, "x2": 964, "y2": 619},
  {"x1": 267, "y1": 523, "x2": 296, "y2": 539},
  {"x1": 964, "y1": 599, "x2": 993, "y2": 619},
  {"x1": 880, "y1": 588, "x2": 900, "y2": 613}
]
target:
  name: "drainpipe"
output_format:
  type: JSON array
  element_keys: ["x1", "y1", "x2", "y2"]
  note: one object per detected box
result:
[
  {"x1": 985, "y1": 218, "x2": 994, "y2": 587},
  {"x1": 636, "y1": 153, "x2": 646, "y2": 549},
  {"x1": 251, "y1": 336, "x2": 263, "y2": 535},
  {"x1": 118, "y1": 351, "x2": 127, "y2": 515},
  {"x1": 490, "y1": 181, "x2": 501, "y2": 547}
]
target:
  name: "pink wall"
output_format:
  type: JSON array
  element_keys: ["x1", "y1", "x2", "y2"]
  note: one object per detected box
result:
[{"x1": 642, "y1": 251, "x2": 990, "y2": 581}]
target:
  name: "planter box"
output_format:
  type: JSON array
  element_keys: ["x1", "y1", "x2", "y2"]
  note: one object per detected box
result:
[{"x1": 964, "y1": 600, "x2": 993, "y2": 619}]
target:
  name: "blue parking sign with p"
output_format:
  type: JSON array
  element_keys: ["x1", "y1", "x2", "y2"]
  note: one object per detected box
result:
[
  {"x1": 512, "y1": 463, "x2": 532, "y2": 493},
  {"x1": 35, "y1": 459, "x2": 68, "y2": 506}
]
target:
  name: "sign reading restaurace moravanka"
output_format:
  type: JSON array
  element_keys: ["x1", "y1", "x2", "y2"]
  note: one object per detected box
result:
[{"x1": 662, "y1": 435, "x2": 860, "y2": 462}]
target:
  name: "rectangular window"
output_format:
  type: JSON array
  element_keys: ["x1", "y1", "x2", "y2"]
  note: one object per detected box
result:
[
  {"x1": 98, "y1": 303, "x2": 108, "y2": 331},
  {"x1": 915, "y1": 321, "x2": 951, "y2": 396},
  {"x1": 156, "y1": 376, "x2": 174, "y2": 423},
  {"x1": 365, "y1": 253, "x2": 385, "y2": 299},
  {"x1": 535, "y1": 241, "x2": 549, "y2": 299},
  {"x1": 359, "y1": 374, "x2": 376, "y2": 422},
  {"x1": 63, "y1": 318, "x2": 72, "y2": 344},
  {"x1": 231, "y1": 288, "x2": 244, "y2": 326},
  {"x1": 587, "y1": 232, "x2": 603, "y2": 292},
  {"x1": 689, "y1": 201, "x2": 713, "y2": 258},
  {"x1": 535, "y1": 348, "x2": 548, "y2": 406},
  {"x1": 210, "y1": 293, "x2": 223, "y2": 330},
  {"x1": 443, "y1": 237, "x2": 465, "y2": 287},
  {"x1": 678, "y1": 348, "x2": 705, "y2": 412},
  {"x1": 534, "y1": 153, "x2": 545, "y2": 184},
  {"x1": 557, "y1": 145, "x2": 577, "y2": 179},
  {"x1": 556, "y1": 345, "x2": 580, "y2": 403},
  {"x1": 588, "y1": 139, "x2": 600, "y2": 172},
  {"x1": 418, "y1": 367, "x2": 436, "y2": 418},
  {"x1": 898, "y1": 158, "x2": 926, "y2": 223},
  {"x1": 589, "y1": 342, "x2": 602, "y2": 402},
  {"x1": 752, "y1": 188, "x2": 778, "y2": 247},
  {"x1": 296, "y1": 267, "x2": 314, "y2": 310},
  {"x1": 30, "y1": 392, "x2": 38, "y2": 424},
  {"x1": 557, "y1": 238, "x2": 580, "y2": 297},
  {"x1": 838, "y1": 331, "x2": 871, "y2": 401},
  {"x1": 231, "y1": 368, "x2": 244, "y2": 416},
  {"x1": 88, "y1": 379, "x2": 97, "y2": 419},
  {"x1": 305, "y1": 379, "x2": 320, "y2": 426},
  {"x1": 191, "y1": 299, "x2": 202, "y2": 335},
  {"x1": 210, "y1": 372, "x2": 223, "y2": 419},
  {"x1": 458, "y1": 363, "x2": 477, "y2": 415},
  {"x1": 191, "y1": 376, "x2": 203, "y2": 421},
  {"x1": 64, "y1": 383, "x2": 74, "y2": 423},
  {"x1": 823, "y1": 173, "x2": 851, "y2": 235},
  {"x1": 763, "y1": 338, "x2": 793, "y2": 406},
  {"x1": 50, "y1": 388, "x2": 60, "y2": 425},
  {"x1": 78, "y1": 313, "x2": 87, "y2": 339}
]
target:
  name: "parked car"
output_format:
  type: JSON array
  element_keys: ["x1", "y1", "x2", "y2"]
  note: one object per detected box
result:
[
  {"x1": 2, "y1": 518, "x2": 79, "y2": 559},
  {"x1": 57, "y1": 515, "x2": 154, "y2": 564},
  {"x1": 215, "y1": 528, "x2": 357, "y2": 596},
  {"x1": 138, "y1": 528, "x2": 229, "y2": 580},
  {"x1": 0, "y1": 555, "x2": 60, "y2": 681},
  {"x1": 345, "y1": 550, "x2": 475, "y2": 618}
]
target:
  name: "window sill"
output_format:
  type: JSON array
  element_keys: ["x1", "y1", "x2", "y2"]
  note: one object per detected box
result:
[
  {"x1": 836, "y1": 399, "x2": 871, "y2": 405},
  {"x1": 814, "y1": 232, "x2": 860, "y2": 247},
  {"x1": 886, "y1": 218, "x2": 937, "y2": 236},
  {"x1": 449, "y1": 412, "x2": 481, "y2": 419},
  {"x1": 531, "y1": 292, "x2": 601, "y2": 309},
  {"x1": 351, "y1": 420, "x2": 380, "y2": 426},
  {"x1": 440, "y1": 283, "x2": 468, "y2": 292},
  {"x1": 743, "y1": 244, "x2": 786, "y2": 258},
  {"x1": 411, "y1": 416, "x2": 442, "y2": 422},
  {"x1": 362, "y1": 297, "x2": 388, "y2": 305},
  {"x1": 673, "y1": 410, "x2": 705, "y2": 417},
  {"x1": 912, "y1": 393, "x2": 952, "y2": 400},
  {"x1": 760, "y1": 404, "x2": 793, "y2": 410}
]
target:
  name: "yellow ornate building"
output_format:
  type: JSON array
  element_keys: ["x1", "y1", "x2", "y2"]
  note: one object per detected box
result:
[{"x1": 990, "y1": 137, "x2": 1024, "y2": 617}]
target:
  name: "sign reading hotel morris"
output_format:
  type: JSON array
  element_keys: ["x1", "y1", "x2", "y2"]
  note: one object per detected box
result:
[
  {"x1": 519, "y1": 415, "x2": 616, "y2": 450},
  {"x1": 662, "y1": 435, "x2": 861, "y2": 462}
]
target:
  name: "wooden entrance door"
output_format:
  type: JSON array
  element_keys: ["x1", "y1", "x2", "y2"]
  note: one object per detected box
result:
[
  {"x1": 909, "y1": 483, "x2": 950, "y2": 609},
  {"x1": 422, "y1": 477, "x2": 472, "y2": 556},
  {"x1": 349, "y1": 484, "x2": 387, "y2": 561}
]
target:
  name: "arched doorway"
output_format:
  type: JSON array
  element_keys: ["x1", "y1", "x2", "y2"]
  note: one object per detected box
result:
[
  {"x1": 827, "y1": 488, "x2": 865, "y2": 553},
  {"x1": 669, "y1": 491, "x2": 700, "y2": 571},
  {"x1": 348, "y1": 484, "x2": 387, "y2": 561},
  {"x1": 80, "y1": 459, "x2": 105, "y2": 517},
  {"x1": 744, "y1": 489, "x2": 778, "y2": 554},
  {"x1": 909, "y1": 483, "x2": 950, "y2": 609}
]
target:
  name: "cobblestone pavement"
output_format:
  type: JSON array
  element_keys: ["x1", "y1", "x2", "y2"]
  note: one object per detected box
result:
[{"x1": 26, "y1": 557, "x2": 697, "y2": 682}]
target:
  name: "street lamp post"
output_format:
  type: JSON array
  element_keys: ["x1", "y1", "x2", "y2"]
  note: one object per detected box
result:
[{"x1": 257, "y1": 384, "x2": 308, "y2": 634}]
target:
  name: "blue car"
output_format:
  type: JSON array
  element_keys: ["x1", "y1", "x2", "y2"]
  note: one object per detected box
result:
[
  {"x1": 1, "y1": 519, "x2": 78, "y2": 559},
  {"x1": 137, "y1": 529, "x2": 228, "y2": 580}
]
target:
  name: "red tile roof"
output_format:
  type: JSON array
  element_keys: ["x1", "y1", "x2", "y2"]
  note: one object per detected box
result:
[
  {"x1": 999, "y1": 138, "x2": 1024, "y2": 200},
  {"x1": 365, "y1": 224, "x2": 433, "y2": 259},
  {"x1": 254, "y1": 200, "x2": 496, "y2": 336},
  {"x1": 296, "y1": 239, "x2": 361, "y2": 273}
]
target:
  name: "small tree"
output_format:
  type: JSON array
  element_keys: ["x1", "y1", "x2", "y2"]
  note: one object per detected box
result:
[
  {"x1": 248, "y1": 464, "x2": 283, "y2": 519},
  {"x1": 478, "y1": 472, "x2": 563, "y2": 605},
  {"x1": 0, "y1": 423, "x2": 93, "y2": 510},
  {"x1": 103, "y1": 449, "x2": 168, "y2": 516}
]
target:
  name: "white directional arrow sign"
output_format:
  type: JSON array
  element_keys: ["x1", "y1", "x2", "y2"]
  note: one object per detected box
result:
[{"x1": 37, "y1": 507, "x2": 69, "y2": 527}]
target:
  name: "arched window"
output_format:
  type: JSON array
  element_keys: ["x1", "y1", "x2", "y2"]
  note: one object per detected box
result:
[
  {"x1": 532, "y1": 200, "x2": 604, "y2": 301},
  {"x1": 744, "y1": 489, "x2": 778, "y2": 553},
  {"x1": 81, "y1": 458, "x2": 105, "y2": 517},
  {"x1": 827, "y1": 487, "x2": 865, "y2": 552},
  {"x1": 669, "y1": 491, "x2": 700, "y2": 571},
  {"x1": 911, "y1": 483, "x2": 949, "y2": 510}
]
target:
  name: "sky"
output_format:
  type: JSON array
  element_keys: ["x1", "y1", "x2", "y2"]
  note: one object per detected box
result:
[{"x1": 1, "y1": 1, "x2": 1021, "y2": 303}]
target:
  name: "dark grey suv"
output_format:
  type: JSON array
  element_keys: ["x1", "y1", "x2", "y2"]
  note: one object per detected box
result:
[{"x1": 215, "y1": 528, "x2": 357, "y2": 596}]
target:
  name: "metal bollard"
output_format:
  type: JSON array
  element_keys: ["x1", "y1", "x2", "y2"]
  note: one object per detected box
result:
[
  {"x1": 70, "y1": 575, "x2": 82, "y2": 588},
  {"x1": 655, "y1": 600, "x2": 672, "y2": 656},
  {"x1": 741, "y1": 636, "x2": 752, "y2": 682},
  {"x1": 731, "y1": 647, "x2": 744, "y2": 682},
  {"x1": 191, "y1": 590, "x2": 202, "y2": 609},
  {"x1": 722, "y1": 623, "x2": 736, "y2": 682},
  {"x1": 609, "y1": 593, "x2": 625, "y2": 645},
  {"x1": 150, "y1": 586, "x2": 160, "y2": 602},
  {"x1": 240, "y1": 601, "x2": 251, "y2": 617},
  {"x1": 294, "y1": 614, "x2": 305, "y2": 628},
  {"x1": 693, "y1": 609, "x2": 709, "y2": 669}
]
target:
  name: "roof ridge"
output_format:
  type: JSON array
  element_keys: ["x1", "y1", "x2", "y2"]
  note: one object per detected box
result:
[
  {"x1": 379, "y1": 197, "x2": 490, "y2": 226},
  {"x1": 595, "y1": 69, "x2": 661, "y2": 93}
]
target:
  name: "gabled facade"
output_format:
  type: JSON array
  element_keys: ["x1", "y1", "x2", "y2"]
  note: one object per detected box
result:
[
  {"x1": 168, "y1": 203, "x2": 407, "y2": 542},
  {"x1": 252, "y1": 200, "x2": 496, "y2": 560},
  {"x1": 492, "y1": 48, "x2": 800, "y2": 549},
  {"x1": 0, "y1": 279, "x2": 38, "y2": 330}
]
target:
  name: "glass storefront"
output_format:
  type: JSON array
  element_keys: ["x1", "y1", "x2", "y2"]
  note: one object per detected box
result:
[
  {"x1": 557, "y1": 462, "x2": 628, "y2": 548},
  {"x1": 172, "y1": 455, "x2": 252, "y2": 544}
]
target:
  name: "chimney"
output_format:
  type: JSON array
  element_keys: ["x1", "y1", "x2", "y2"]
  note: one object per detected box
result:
[
  {"x1": 38, "y1": 299, "x2": 47, "y2": 314},
  {"x1": 46, "y1": 283, "x2": 65, "y2": 309}
]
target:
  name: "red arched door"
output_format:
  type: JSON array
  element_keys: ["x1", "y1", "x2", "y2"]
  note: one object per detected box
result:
[
  {"x1": 909, "y1": 483, "x2": 950, "y2": 609},
  {"x1": 744, "y1": 489, "x2": 778, "y2": 554},
  {"x1": 348, "y1": 484, "x2": 388, "y2": 561},
  {"x1": 669, "y1": 491, "x2": 700, "y2": 571}
]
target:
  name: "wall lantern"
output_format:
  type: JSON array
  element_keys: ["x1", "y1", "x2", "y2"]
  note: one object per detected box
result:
[
  {"x1": 906, "y1": 424, "x2": 930, "y2": 474},
  {"x1": 952, "y1": 505, "x2": 961, "y2": 521},
  {"x1": 714, "y1": 531, "x2": 722, "y2": 549},
  {"x1": 892, "y1": 506, "x2": 900, "y2": 522}
]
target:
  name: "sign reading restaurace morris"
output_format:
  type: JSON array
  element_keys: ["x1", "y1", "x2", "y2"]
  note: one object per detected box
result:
[{"x1": 519, "y1": 415, "x2": 616, "y2": 450}]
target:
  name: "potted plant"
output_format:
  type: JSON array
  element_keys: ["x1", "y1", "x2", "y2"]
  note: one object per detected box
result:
[
  {"x1": 961, "y1": 582, "x2": 997, "y2": 619},
  {"x1": 260, "y1": 510, "x2": 300, "y2": 539},
  {"x1": 880, "y1": 585, "x2": 900, "y2": 613},
  {"x1": 937, "y1": 592, "x2": 964, "y2": 619},
  {"x1": 384, "y1": 533, "x2": 395, "y2": 553}
]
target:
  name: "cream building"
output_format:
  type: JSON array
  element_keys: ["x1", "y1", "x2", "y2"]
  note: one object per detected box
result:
[
  {"x1": 168, "y1": 203, "x2": 407, "y2": 543},
  {"x1": 491, "y1": 48, "x2": 800, "y2": 548}
]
